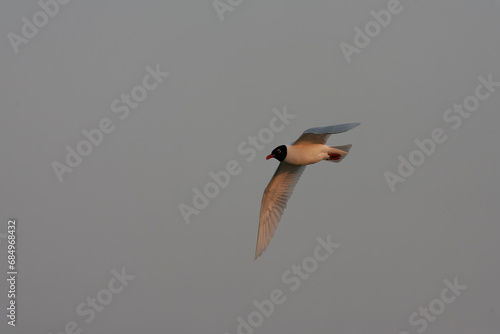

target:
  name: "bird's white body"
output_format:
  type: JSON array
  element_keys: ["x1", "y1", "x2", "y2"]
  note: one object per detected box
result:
[{"x1": 284, "y1": 144, "x2": 346, "y2": 165}]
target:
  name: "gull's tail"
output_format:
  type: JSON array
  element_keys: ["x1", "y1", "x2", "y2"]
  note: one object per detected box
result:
[{"x1": 325, "y1": 144, "x2": 352, "y2": 163}]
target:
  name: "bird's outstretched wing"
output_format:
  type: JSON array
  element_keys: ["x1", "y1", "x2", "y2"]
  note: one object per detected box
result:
[
  {"x1": 293, "y1": 123, "x2": 360, "y2": 145},
  {"x1": 255, "y1": 162, "x2": 306, "y2": 259}
]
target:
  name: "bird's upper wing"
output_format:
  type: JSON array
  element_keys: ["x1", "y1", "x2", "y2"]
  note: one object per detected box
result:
[
  {"x1": 255, "y1": 162, "x2": 306, "y2": 259},
  {"x1": 292, "y1": 123, "x2": 360, "y2": 145}
]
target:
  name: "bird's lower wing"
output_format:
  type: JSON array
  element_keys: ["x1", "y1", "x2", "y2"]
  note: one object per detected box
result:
[{"x1": 255, "y1": 162, "x2": 306, "y2": 259}]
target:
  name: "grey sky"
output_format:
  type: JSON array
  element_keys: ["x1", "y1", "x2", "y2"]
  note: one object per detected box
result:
[{"x1": 0, "y1": 0, "x2": 499, "y2": 333}]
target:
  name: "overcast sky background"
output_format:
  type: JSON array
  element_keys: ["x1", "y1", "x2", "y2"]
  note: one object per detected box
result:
[{"x1": 0, "y1": 1, "x2": 499, "y2": 333}]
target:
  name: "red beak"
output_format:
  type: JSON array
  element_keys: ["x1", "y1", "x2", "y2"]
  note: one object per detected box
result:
[{"x1": 266, "y1": 154, "x2": 275, "y2": 160}]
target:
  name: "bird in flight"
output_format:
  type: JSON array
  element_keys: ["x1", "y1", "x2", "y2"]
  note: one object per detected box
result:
[{"x1": 255, "y1": 123, "x2": 360, "y2": 259}]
